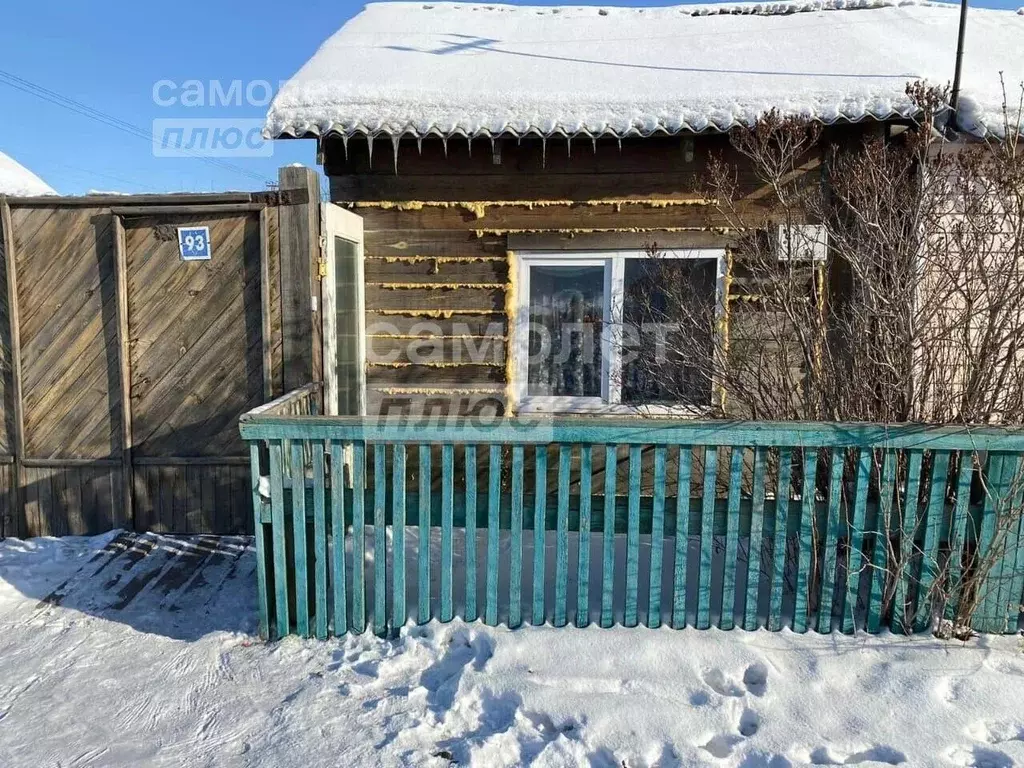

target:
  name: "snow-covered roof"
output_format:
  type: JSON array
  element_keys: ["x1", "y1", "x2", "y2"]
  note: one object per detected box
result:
[
  {"x1": 265, "y1": 0, "x2": 1024, "y2": 143},
  {"x1": 0, "y1": 151, "x2": 57, "y2": 197}
]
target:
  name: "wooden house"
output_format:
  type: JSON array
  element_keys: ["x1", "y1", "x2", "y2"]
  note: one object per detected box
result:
[{"x1": 265, "y1": 0, "x2": 1024, "y2": 423}]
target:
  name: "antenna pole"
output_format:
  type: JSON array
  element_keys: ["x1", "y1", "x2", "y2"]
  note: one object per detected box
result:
[{"x1": 948, "y1": 0, "x2": 969, "y2": 131}]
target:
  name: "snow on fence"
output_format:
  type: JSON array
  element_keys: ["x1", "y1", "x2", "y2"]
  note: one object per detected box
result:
[{"x1": 240, "y1": 385, "x2": 1024, "y2": 640}]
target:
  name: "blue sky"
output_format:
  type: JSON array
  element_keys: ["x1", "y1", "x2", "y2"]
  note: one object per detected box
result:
[{"x1": 0, "y1": 0, "x2": 1019, "y2": 195}]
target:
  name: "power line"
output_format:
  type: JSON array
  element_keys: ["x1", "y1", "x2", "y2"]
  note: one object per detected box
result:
[{"x1": 0, "y1": 68, "x2": 273, "y2": 185}]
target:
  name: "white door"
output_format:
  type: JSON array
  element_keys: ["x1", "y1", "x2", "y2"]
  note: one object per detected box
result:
[{"x1": 321, "y1": 203, "x2": 365, "y2": 416}]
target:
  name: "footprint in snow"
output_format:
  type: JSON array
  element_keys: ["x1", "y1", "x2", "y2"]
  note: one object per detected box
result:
[
  {"x1": 967, "y1": 719, "x2": 1024, "y2": 746},
  {"x1": 807, "y1": 744, "x2": 906, "y2": 765},
  {"x1": 699, "y1": 701, "x2": 763, "y2": 759},
  {"x1": 742, "y1": 663, "x2": 769, "y2": 697},
  {"x1": 703, "y1": 668, "x2": 745, "y2": 697},
  {"x1": 702, "y1": 663, "x2": 769, "y2": 699}
]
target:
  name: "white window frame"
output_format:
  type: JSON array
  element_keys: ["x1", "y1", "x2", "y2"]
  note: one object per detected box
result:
[{"x1": 513, "y1": 248, "x2": 727, "y2": 415}]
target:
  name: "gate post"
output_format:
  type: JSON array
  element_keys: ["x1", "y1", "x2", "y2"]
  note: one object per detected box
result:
[{"x1": 277, "y1": 166, "x2": 322, "y2": 393}]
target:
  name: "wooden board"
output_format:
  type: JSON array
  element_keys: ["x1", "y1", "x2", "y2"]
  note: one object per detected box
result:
[
  {"x1": 132, "y1": 462, "x2": 253, "y2": 534},
  {"x1": 124, "y1": 212, "x2": 265, "y2": 458},
  {"x1": 13, "y1": 206, "x2": 120, "y2": 458}
]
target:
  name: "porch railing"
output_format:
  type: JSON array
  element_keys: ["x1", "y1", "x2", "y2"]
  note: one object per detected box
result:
[{"x1": 240, "y1": 387, "x2": 1024, "y2": 640}]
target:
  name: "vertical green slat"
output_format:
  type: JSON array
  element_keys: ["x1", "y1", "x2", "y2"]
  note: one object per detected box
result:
[
  {"x1": 509, "y1": 446, "x2": 525, "y2": 629},
  {"x1": 891, "y1": 449, "x2": 923, "y2": 634},
  {"x1": 465, "y1": 445, "x2": 478, "y2": 622},
  {"x1": 1000, "y1": 457, "x2": 1024, "y2": 633},
  {"x1": 601, "y1": 445, "x2": 617, "y2": 628},
  {"x1": 532, "y1": 448, "x2": 548, "y2": 625},
  {"x1": 351, "y1": 443, "x2": 366, "y2": 633},
  {"x1": 624, "y1": 445, "x2": 642, "y2": 628},
  {"x1": 392, "y1": 444, "x2": 407, "y2": 634},
  {"x1": 330, "y1": 442, "x2": 347, "y2": 636},
  {"x1": 373, "y1": 444, "x2": 387, "y2": 635},
  {"x1": 697, "y1": 446, "x2": 718, "y2": 630},
  {"x1": 841, "y1": 448, "x2": 871, "y2": 634},
  {"x1": 270, "y1": 441, "x2": 289, "y2": 638},
  {"x1": 866, "y1": 449, "x2": 895, "y2": 634},
  {"x1": 914, "y1": 450, "x2": 949, "y2": 632},
  {"x1": 945, "y1": 452, "x2": 973, "y2": 621},
  {"x1": 417, "y1": 445, "x2": 431, "y2": 625},
  {"x1": 720, "y1": 447, "x2": 744, "y2": 630},
  {"x1": 647, "y1": 446, "x2": 667, "y2": 628},
  {"x1": 554, "y1": 445, "x2": 571, "y2": 627},
  {"x1": 767, "y1": 448, "x2": 791, "y2": 631},
  {"x1": 975, "y1": 453, "x2": 1008, "y2": 633},
  {"x1": 817, "y1": 448, "x2": 844, "y2": 634},
  {"x1": 440, "y1": 444, "x2": 455, "y2": 623},
  {"x1": 312, "y1": 442, "x2": 328, "y2": 640},
  {"x1": 291, "y1": 441, "x2": 310, "y2": 638},
  {"x1": 792, "y1": 449, "x2": 818, "y2": 633},
  {"x1": 576, "y1": 445, "x2": 593, "y2": 628},
  {"x1": 673, "y1": 447, "x2": 693, "y2": 629},
  {"x1": 486, "y1": 444, "x2": 501, "y2": 626},
  {"x1": 249, "y1": 443, "x2": 270, "y2": 640},
  {"x1": 744, "y1": 447, "x2": 767, "y2": 631}
]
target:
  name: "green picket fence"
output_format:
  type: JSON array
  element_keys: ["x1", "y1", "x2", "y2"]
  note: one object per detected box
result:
[{"x1": 239, "y1": 386, "x2": 1024, "y2": 640}]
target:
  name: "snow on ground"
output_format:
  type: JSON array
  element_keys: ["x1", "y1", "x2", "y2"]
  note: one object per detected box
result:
[
  {"x1": 0, "y1": 532, "x2": 1022, "y2": 767},
  {"x1": 0, "y1": 151, "x2": 57, "y2": 196}
]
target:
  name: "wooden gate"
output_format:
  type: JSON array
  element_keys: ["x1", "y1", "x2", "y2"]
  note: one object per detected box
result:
[
  {"x1": 0, "y1": 166, "x2": 323, "y2": 537},
  {"x1": 125, "y1": 209, "x2": 270, "y2": 534}
]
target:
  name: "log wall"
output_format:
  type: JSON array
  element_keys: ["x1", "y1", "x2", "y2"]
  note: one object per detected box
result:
[{"x1": 325, "y1": 131, "x2": 864, "y2": 417}]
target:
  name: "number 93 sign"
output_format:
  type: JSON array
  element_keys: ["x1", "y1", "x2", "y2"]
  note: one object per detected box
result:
[{"x1": 177, "y1": 226, "x2": 212, "y2": 261}]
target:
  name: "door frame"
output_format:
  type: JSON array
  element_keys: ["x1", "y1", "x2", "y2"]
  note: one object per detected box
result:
[{"x1": 320, "y1": 203, "x2": 366, "y2": 416}]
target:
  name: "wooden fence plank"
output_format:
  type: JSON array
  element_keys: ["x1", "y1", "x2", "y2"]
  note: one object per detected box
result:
[
  {"x1": 392, "y1": 443, "x2": 407, "y2": 634},
  {"x1": 817, "y1": 448, "x2": 845, "y2": 633},
  {"x1": 945, "y1": 451, "x2": 973, "y2": 622},
  {"x1": 721, "y1": 447, "x2": 744, "y2": 630},
  {"x1": 312, "y1": 441, "x2": 328, "y2": 640},
  {"x1": 555, "y1": 444, "x2": 571, "y2": 627},
  {"x1": 975, "y1": 453, "x2": 1009, "y2": 632},
  {"x1": 892, "y1": 449, "x2": 923, "y2": 634},
  {"x1": 842, "y1": 448, "x2": 871, "y2": 634},
  {"x1": 352, "y1": 442, "x2": 367, "y2": 633},
  {"x1": 647, "y1": 445, "x2": 667, "y2": 629},
  {"x1": 509, "y1": 445, "x2": 525, "y2": 629},
  {"x1": 915, "y1": 450, "x2": 950, "y2": 632},
  {"x1": 673, "y1": 446, "x2": 693, "y2": 629},
  {"x1": 373, "y1": 444, "x2": 387, "y2": 635},
  {"x1": 486, "y1": 444, "x2": 501, "y2": 626},
  {"x1": 291, "y1": 441, "x2": 310, "y2": 638},
  {"x1": 576, "y1": 444, "x2": 593, "y2": 628},
  {"x1": 601, "y1": 445, "x2": 617, "y2": 628},
  {"x1": 269, "y1": 440, "x2": 288, "y2": 638},
  {"x1": 866, "y1": 450, "x2": 895, "y2": 633},
  {"x1": 464, "y1": 445, "x2": 478, "y2": 622},
  {"x1": 697, "y1": 446, "x2": 718, "y2": 629},
  {"x1": 625, "y1": 445, "x2": 642, "y2": 628},
  {"x1": 768, "y1": 448, "x2": 792, "y2": 631},
  {"x1": 533, "y1": 447, "x2": 547, "y2": 625},
  {"x1": 792, "y1": 448, "x2": 818, "y2": 633},
  {"x1": 250, "y1": 443, "x2": 269, "y2": 639},
  {"x1": 418, "y1": 444, "x2": 431, "y2": 624},
  {"x1": 112, "y1": 215, "x2": 134, "y2": 530},
  {"x1": 330, "y1": 441, "x2": 348, "y2": 636},
  {"x1": 440, "y1": 443, "x2": 454, "y2": 622},
  {"x1": 2, "y1": 200, "x2": 25, "y2": 536}
]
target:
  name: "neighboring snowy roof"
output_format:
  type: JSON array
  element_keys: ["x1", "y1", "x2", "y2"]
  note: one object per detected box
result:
[
  {"x1": 265, "y1": 0, "x2": 1024, "y2": 143},
  {"x1": 0, "y1": 151, "x2": 57, "y2": 197}
]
